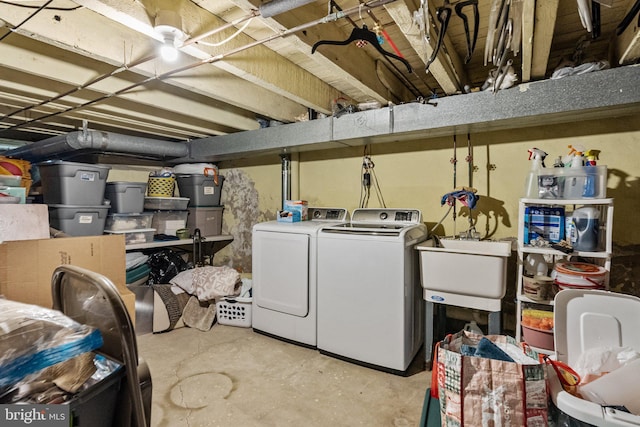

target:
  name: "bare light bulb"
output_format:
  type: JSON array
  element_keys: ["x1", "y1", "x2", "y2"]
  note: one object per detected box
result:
[
  {"x1": 154, "y1": 10, "x2": 184, "y2": 62},
  {"x1": 160, "y1": 34, "x2": 178, "y2": 61}
]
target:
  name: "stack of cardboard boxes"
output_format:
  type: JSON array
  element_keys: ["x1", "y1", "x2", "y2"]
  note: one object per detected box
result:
[{"x1": 0, "y1": 204, "x2": 135, "y2": 324}]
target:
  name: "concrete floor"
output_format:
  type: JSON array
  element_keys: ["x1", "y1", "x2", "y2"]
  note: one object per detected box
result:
[{"x1": 137, "y1": 325, "x2": 431, "y2": 427}]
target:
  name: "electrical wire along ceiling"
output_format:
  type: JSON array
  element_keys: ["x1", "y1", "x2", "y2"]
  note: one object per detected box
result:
[{"x1": 0, "y1": 0, "x2": 639, "y2": 147}]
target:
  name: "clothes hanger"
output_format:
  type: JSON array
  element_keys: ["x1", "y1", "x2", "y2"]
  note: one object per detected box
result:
[
  {"x1": 311, "y1": 24, "x2": 413, "y2": 73},
  {"x1": 455, "y1": 0, "x2": 479, "y2": 64},
  {"x1": 425, "y1": 5, "x2": 452, "y2": 72}
]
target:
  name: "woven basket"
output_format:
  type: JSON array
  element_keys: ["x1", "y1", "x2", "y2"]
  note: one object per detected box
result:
[{"x1": 147, "y1": 176, "x2": 175, "y2": 197}]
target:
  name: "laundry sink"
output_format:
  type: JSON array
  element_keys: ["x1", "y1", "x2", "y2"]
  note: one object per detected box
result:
[
  {"x1": 415, "y1": 238, "x2": 513, "y2": 302},
  {"x1": 426, "y1": 238, "x2": 512, "y2": 257}
]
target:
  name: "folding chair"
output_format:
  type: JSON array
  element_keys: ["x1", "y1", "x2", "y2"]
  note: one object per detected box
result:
[{"x1": 52, "y1": 265, "x2": 151, "y2": 427}]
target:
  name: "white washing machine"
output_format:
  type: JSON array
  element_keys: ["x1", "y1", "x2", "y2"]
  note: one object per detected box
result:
[
  {"x1": 251, "y1": 207, "x2": 349, "y2": 347},
  {"x1": 317, "y1": 208, "x2": 428, "y2": 374}
]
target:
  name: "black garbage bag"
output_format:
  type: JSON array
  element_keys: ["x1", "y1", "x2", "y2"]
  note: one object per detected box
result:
[{"x1": 147, "y1": 249, "x2": 189, "y2": 285}]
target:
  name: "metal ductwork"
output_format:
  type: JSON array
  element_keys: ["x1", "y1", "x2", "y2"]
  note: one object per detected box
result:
[
  {"x1": 2, "y1": 131, "x2": 188, "y2": 163},
  {"x1": 259, "y1": 0, "x2": 315, "y2": 18}
]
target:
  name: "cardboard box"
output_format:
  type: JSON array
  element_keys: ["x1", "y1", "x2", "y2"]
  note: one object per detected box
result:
[
  {"x1": 277, "y1": 200, "x2": 308, "y2": 222},
  {"x1": 0, "y1": 234, "x2": 135, "y2": 324},
  {"x1": 0, "y1": 204, "x2": 50, "y2": 242},
  {"x1": 277, "y1": 210, "x2": 301, "y2": 222}
]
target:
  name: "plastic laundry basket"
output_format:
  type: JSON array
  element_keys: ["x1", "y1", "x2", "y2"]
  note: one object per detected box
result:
[{"x1": 216, "y1": 297, "x2": 252, "y2": 327}]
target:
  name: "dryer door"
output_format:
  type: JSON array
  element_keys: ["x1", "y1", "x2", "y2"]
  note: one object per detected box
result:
[{"x1": 253, "y1": 231, "x2": 310, "y2": 317}]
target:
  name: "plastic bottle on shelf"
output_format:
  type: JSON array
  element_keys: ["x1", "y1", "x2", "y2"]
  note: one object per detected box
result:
[
  {"x1": 572, "y1": 207, "x2": 599, "y2": 251},
  {"x1": 525, "y1": 253, "x2": 549, "y2": 276},
  {"x1": 524, "y1": 148, "x2": 547, "y2": 198}
]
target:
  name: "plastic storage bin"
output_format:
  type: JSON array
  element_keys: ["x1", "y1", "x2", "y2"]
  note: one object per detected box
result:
[
  {"x1": 216, "y1": 297, "x2": 252, "y2": 327},
  {"x1": 48, "y1": 204, "x2": 109, "y2": 236},
  {"x1": 176, "y1": 174, "x2": 224, "y2": 207},
  {"x1": 536, "y1": 165, "x2": 607, "y2": 199},
  {"x1": 521, "y1": 308, "x2": 554, "y2": 350},
  {"x1": 38, "y1": 161, "x2": 111, "y2": 205},
  {"x1": 104, "y1": 228, "x2": 155, "y2": 244},
  {"x1": 151, "y1": 210, "x2": 188, "y2": 235},
  {"x1": 186, "y1": 206, "x2": 223, "y2": 236},
  {"x1": 144, "y1": 197, "x2": 189, "y2": 211},
  {"x1": 104, "y1": 212, "x2": 154, "y2": 231},
  {"x1": 104, "y1": 182, "x2": 147, "y2": 213},
  {"x1": 0, "y1": 175, "x2": 22, "y2": 186},
  {"x1": 549, "y1": 290, "x2": 640, "y2": 426},
  {"x1": 173, "y1": 163, "x2": 217, "y2": 175},
  {"x1": 67, "y1": 359, "x2": 124, "y2": 427}
]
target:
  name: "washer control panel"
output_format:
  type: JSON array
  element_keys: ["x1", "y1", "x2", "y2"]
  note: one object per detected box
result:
[
  {"x1": 308, "y1": 208, "x2": 349, "y2": 221},
  {"x1": 351, "y1": 208, "x2": 423, "y2": 224}
]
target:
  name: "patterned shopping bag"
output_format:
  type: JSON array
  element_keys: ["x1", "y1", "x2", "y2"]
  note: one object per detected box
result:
[{"x1": 433, "y1": 330, "x2": 548, "y2": 427}]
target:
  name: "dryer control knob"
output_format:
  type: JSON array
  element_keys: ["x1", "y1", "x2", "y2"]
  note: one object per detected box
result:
[{"x1": 379, "y1": 212, "x2": 388, "y2": 220}]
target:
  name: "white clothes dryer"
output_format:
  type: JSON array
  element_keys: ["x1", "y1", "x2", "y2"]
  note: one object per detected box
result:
[
  {"x1": 251, "y1": 208, "x2": 349, "y2": 347},
  {"x1": 317, "y1": 208, "x2": 428, "y2": 375}
]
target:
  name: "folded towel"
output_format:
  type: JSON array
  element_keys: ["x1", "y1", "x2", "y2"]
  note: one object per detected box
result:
[
  {"x1": 182, "y1": 297, "x2": 216, "y2": 332},
  {"x1": 192, "y1": 266, "x2": 241, "y2": 302}
]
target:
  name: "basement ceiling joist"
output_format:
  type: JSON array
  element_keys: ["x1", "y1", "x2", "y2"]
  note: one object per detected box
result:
[
  {"x1": 183, "y1": 64, "x2": 640, "y2": 162},
  {"x1": 0, "y1": 0, "x2": 639, "y2": 147}
]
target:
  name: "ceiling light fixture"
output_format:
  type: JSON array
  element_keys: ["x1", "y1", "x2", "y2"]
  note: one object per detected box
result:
[{"x1": 154, "y1": 10, "x2": 185, "y2": 62}]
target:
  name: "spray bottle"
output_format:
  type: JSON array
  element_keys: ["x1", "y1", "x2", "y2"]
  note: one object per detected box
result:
[
  {"x1": 585, "y1": 149, "x2": 600, "y2": 166},
  {"x1": 524, "y1": 148, "x2": 547, "y2": 198},
  {"x1": 564, "y1": 144, "x2": 595, "y2": 198},
  {"x1": 565, "y1": 144, "x2": 586, "y2": 167}
]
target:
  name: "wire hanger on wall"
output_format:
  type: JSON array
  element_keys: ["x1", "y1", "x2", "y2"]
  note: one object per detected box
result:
[{"x1": 358, "y1": 145, "x2": 387, "y2": 208}]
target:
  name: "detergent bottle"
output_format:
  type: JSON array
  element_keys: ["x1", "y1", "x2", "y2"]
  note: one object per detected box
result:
[
  {"x1": 524, "y1": 148, "x2": 547, "y2": 198},
  {"x1": 581, "y1": 149, "x2": 601, "y2": 197},
  {"x1": 572, "y1": 206, "x2": 599, "y2": 251}
]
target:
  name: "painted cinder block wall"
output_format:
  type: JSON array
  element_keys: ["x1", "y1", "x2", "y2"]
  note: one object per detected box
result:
[{"x1": 110, "y1": 113, "x2": 640, "y2": 295}]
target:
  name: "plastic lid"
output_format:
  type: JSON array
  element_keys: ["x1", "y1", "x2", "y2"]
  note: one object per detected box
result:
[
  {"x1": 104, "y1": 228, "x2": 156, "y2": 234},
  {"x1": 554, "y1": 290, "x2": 640, "y2": 367},
  {"x1": 36, "y1": 160, "x2": 111, "y2": 169},
  {"x1": 106, "y1": 181, "x2": 147, "y2": 186},
  {"x1": 553, "y1": 262, "x2": 607, "y2": 276}
]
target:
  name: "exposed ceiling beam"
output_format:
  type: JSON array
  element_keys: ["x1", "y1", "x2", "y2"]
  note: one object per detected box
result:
[
  {"x1": 73, "y1": 0, "x2": 339, "y2": 116},
  {"x1": 520, "y1": 0, "x2": 535, "y2": 82},
  {"x1": 183, "y1": 65, "x2": 640, "y2": 162},
  {"x1": 530, "y1": 0, "x2": 559, "y2": 79},
  {"x1": 616, "y1": 1, "x2": 640, "y2": 65},
  {"x1": 0, "y1": 36, "x2": 256, "y2": 137},
  {"x1": 385, "y1": 0, "x2": 463, "y2": 95},
  {"x1": 0, "y1": 1, "x2": 308, "y2": 126},
  {"x1": 224, "y1": 0, "x2": 414, "y2": 103}
]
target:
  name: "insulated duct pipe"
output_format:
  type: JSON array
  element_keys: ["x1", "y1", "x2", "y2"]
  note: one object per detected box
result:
[
  {"x1": 3, "y1": 131, "x2": 188, "y2": 162},
  {"x1": 259, "y1": 0, "x2": 315, "y2": 18},
  {"x1": 281, "y1": 154, "x2": 291, "y2": 210}
]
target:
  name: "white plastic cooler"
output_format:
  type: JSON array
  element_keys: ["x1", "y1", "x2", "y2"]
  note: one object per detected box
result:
[{"x1": 549, "y1": 289, "x2": 640, "y2": 426}]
